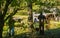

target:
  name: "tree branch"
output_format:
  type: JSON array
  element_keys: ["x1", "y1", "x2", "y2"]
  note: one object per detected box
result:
[
  {"x1": 4, "y1": 8, "x2": 20, "y2": 22},
  {"x1": 4, "y1": 6, "x2": 28, "y2": 22},
  {"x1": 3, "y1": 0, "x2": 13, "y2": 18}
]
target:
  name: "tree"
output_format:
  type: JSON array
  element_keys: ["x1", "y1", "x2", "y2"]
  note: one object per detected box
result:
[
  {"x1": 26, "y1": 0, "x2": 34, "y2": 31},
  {"x1": 32, "y1": 0, "x2": 60, "y2": 13},
  {"x1": 0, "y1": 0, "x2": 13, "y2": 38},
  {"x1": 0, "y1": 0, "x2": 22, "y2": 38}
]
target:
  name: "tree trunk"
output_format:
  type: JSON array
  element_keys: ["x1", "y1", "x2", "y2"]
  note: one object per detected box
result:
[
  {"x1": 28, "y1": 2, "x2": 34, "y2": 33},
  {"x1": 0, "y1": 0, "x2": 13, "y2": 38},
  {"x1": 0, "y1": 19, "x2": 4, "y2": 38},
  {"x1": 0, "y1": 10, "x2": 4, "y2": 38}
]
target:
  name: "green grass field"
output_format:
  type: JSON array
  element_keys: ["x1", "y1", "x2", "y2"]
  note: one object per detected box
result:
[{"x1": 2, "y1": 15, "x2": 60, "y2": 38}]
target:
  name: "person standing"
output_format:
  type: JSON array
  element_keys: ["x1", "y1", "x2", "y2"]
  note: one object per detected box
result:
[
  {"x1": 38, "y1": 12, "x2": 46, "y2": 35},
  {"x1": 8, "y1": 17, "x2": 15, "y2": 37}
]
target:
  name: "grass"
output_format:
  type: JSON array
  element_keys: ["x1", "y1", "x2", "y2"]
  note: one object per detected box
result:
[
  {"x1": 3, "y1": 21, "x2": 60, "y2": 38},
  {"x1": 2, "y1": 15, "x2": 60, "y2": 38}
]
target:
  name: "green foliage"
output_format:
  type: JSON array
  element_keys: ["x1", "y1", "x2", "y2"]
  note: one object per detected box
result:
[
  {"x1": 11, "y1": 0, "x2": 20, "y2": 7},
  {"x1": 3, "y1": 26, "x2": 9, "y2": 31}
]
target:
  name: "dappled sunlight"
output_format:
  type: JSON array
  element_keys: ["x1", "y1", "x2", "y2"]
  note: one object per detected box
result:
[
  {"x1": 1, "y1": 0, "x2": 60, "y2": 38},
  {"x1": 2, "y1": 15, "x2": 60, "y2": 38},
  {"x1": 46, "y1": 21, "x2": 60, "y2": 30},
  {"x1": 14, "y1": 27, "x2": 32, "y2": 35}
]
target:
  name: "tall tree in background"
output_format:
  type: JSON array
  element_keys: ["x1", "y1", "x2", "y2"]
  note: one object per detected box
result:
[
  {"x1": 26, "y1": 0, "x2": 34, "y2": 29},
  {"x1": 28, "y1": 0, "x2": 33, "y2": 29}
]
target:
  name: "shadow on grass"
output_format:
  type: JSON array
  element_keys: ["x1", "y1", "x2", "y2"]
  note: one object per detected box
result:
[
  {"x1": 3, "y1": 28, "x2": 60, "y2": 38},
  {"x1": 14, "y1": 32, "x2": 32, "y2": 38},
  {"x1": 14, "y1": 28, "x2": 60, "y2": 38},
  {"x1": 44, "y1": 28, "x2": 60, "y2": 38}
]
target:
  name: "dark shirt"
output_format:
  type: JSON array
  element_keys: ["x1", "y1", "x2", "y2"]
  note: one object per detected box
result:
[{"x1": 38, "y1": 14, "x2": 46, "y2": 23}]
